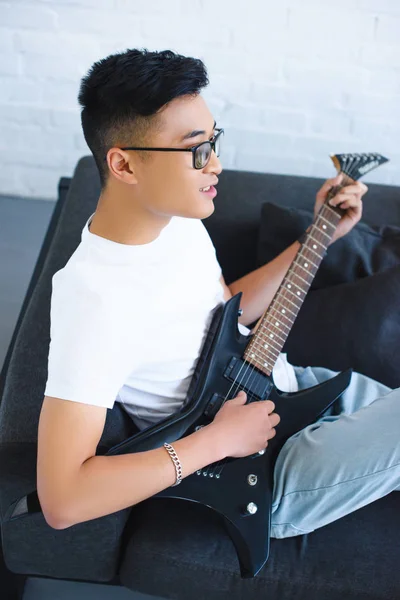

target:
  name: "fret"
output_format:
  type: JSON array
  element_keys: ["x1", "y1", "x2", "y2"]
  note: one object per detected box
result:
[
  {"x1": 266, "y1": 313, "x2": 293, "y2": 329},
  {"x1": 289, "y1": 275, "x2": 307, "y2": 298},
  {"x1": 245, "y1": 352, "x2": 274, "y2": 374},
  {"x1": 254, "y1": 342, "x2": 280, "y2": 359},
  {"x1": 276, "y1": 293, "x2": 301, "y2": 312},
  {"x1": 263, "y1": 310, "x2": 293, "y2": 330},
  {"x1": 252, "y1": 331, "x2": 283, "y2": 352},
  {"x1": 290, "y1": 270, "x2": 313, "y2": 288},
  {"x1": 318, "y1": 213, "x2": 336, "y2": 230},
  {"x1": 309, "y1": 232, "x2": 330, "y2": 246},
  {"x1": 316, "y1": 223, "x2": 334, "y2": 240},
  {"x1": 301, "y1": 240, "x2": 323, "y2": 254},
  {"x1": 250, "y1": 345, "x2": 279, "y2": 365},
  {"x1": 283, "y1": 278, "x2": 306, "y2": 296},
  {"x1": 283, "y1": 280, "x2": 303, "y2": 296},
  {"x1": 322, "y1": 205, "x2": 341, "y2": 221},
  {"x1": 299, "y1": 245, "x2": 324, "y2": 264},
  {"x1": 270, "y1": 300, "x2": 297, "y2": 320},
  {"x1": 255, "y1": 362, "x2": 273, "y2": 375},
  {"x1": 308, "y1": 232, "x2": 328, "y2": 251},
  {"x1": 256, "y1": 324, "x2": 292, "y2": 349},
  {"x1": 247, "y1": 358, "x2": 273, "y2": 375},
  {"x1": 253, "y1": 336, "x2": 281, "y2": 354},
  {"x1": 248, "y1": 326, "x2": 288, "y2": 364},
  {"x1": 261, "y1": 327, "x2": 286, "y2": 345},
  {"x1": 302, "y1": 244, "x2": 325, "y2": 261},
  {"x1": 268, "y1": 310, "x2": 295, "y2": 331},
  {"x1": 294, "y1": 255, "x2": 319, "y2": 272},
  {"x1": 253, "y1": 328, "x2": 286, "y2": 350},
  {"x1": 294, "y1": 254, "x2": 319, "y2": 272},
  {"x1": 250, "y1": 327, "x2": 282, "y2": 352},
  {"x1": 247, "y1": 345, "x2": 277, "y2": 365},
  {"x1": 250, "y1": 351, "x2": 279, "y2": 372},
  {"x1": 313, "y1": 223, "x2": 332, "y2": 241},
  {"x1": 262, "y1": 317, "x2": 291, "y2": 335}
]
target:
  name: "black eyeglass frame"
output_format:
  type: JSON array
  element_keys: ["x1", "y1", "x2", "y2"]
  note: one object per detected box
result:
[{"x1": 118, "y1": 128, "x2": 224, "y2": 170}]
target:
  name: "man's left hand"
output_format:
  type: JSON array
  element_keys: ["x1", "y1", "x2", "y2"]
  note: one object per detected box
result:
[{"x1": 314, "y1": 173, "x2": 368, "y2": 244}]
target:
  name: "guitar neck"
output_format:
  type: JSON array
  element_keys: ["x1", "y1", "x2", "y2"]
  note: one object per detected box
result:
[
  {"x1": 242, "y1": 148, "x2": 390, "y2": 376},
  {"x1": 243, "y1": 201, "x2": 342, "y2": 375}
]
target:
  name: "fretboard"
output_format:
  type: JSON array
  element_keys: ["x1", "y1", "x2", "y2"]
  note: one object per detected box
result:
[{"x1": 243, "y1": 203, "x2": 342, "y2": 375}]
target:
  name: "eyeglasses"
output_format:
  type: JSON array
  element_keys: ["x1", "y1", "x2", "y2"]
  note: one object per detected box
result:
[{"x1": 119, "y1": 128, "x2": 224, "y2": 170}]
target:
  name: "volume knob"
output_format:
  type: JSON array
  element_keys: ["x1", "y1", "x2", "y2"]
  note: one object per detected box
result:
[{"x1": 245, "y1": 502, "x2": 258, "y2": 515}]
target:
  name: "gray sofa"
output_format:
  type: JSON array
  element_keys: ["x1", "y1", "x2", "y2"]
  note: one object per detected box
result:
[{"x1": 1, "y1": 156, "x2": 399, "y2": 599}]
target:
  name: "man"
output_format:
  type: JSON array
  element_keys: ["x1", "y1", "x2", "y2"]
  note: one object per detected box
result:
[{"x1": 37, "y1": 49, "x2": 399, "y2": 539}]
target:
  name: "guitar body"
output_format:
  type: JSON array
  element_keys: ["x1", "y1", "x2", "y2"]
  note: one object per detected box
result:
[{"x1": 106, "y1": 294, "x2": 352, "y2": 577}]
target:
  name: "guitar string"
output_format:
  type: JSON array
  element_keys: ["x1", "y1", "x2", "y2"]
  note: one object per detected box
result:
[
  {"x1": 202, "y1": 210, "x2": 335, "y2": 477},
  {"x1": 203, "y1": 155, "x2": 372, "y2": 477},
  {"x1": 203, "y1": 183, "x2": 347, "y2": 478}
]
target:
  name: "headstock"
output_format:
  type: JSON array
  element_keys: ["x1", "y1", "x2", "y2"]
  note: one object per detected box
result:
[{"x1": 330, "y1": 153, "x2": 389, "y2": 182}]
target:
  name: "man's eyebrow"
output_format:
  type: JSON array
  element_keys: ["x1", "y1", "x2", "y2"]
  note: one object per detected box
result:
[{"x1": 180, "y1": 120, "x2": 216, "y2": 142}]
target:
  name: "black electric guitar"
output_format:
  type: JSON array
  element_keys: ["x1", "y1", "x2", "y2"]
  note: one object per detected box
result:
[{"x1": 104, "y1": 153, "x2": 389, "y2": 577}]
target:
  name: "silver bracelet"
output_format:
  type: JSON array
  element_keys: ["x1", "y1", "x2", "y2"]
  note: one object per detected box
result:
[{"x1": 163, "y1": 442, "x2": 182, "y2": 486}]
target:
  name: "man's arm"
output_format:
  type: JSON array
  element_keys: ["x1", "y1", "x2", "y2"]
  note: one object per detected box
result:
[
  {"x1": 37, "y1": 397, "x2": 224, "y2": 529},
  {"x1": 223, "y1": 239, "x2": 302, "y2": 328},
  {"x1": 38, "y1": 392, "x2": 279, "y2": 530}
]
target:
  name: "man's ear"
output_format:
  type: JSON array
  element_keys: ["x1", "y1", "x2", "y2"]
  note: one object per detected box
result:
[{"x1": 106, "y1": 148, "x2": 139, "y2": 185}]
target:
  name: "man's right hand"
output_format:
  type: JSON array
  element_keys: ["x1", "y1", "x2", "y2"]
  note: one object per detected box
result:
[{"x1": 209, "y1": 391, "x2": 281, "y2": 459}]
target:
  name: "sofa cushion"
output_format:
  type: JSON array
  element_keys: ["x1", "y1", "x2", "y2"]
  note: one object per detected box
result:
[
  {"x1": 120, "y1": 493, "x2": 400, "y2": 600},
  {"x1": 257, "y1": 202, "x2": 400, "y2": 388}
]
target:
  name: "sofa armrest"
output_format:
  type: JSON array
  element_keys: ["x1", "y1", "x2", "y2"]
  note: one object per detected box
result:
[{"x1": 0, "y1": 443, "x2": 131, "y2": 582}]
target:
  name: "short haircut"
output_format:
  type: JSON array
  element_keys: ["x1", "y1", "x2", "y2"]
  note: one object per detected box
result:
[{"x1": 78, "y1": 48, "x2": 209, "y2": 188}]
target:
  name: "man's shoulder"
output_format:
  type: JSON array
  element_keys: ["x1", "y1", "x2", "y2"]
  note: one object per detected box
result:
[{"x1": 50, "y1": 254, "x2": 122, "y2": 324}]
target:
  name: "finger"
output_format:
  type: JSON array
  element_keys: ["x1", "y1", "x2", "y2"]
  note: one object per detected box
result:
[
  {"x1": 269, "y1": 413, "x2": 281, "y2": 427},
  {"x1": 267, "y1": 428, "x2": 276, "y2": 440},
  {"x1": 339, "y1": 183, "x2": 367, "y2": 195},
  {"x1": 330, "y1": 173, "x2": 344, "y2": 186},
  {"x1": 230, "y1": 391, "x2": 247, "y2": 404},
  {"x1": 316, "y1": 173, "x2": 344, "y2": 199},
  {"x1": 329, "y1": 195, "x2": 362, "y2": 208},
  {"x1": 350, "y1": 182, "x2": 368, "y2": 194},
  {"x1": 265, "y1": 400, "x2": 275, "y2": 414},
  {"x1": 333, "y1": 198, "x2": 362, "y2": 213},
  {"x1": 334, "y1": 199, "x2": 362, "y2": 212}
]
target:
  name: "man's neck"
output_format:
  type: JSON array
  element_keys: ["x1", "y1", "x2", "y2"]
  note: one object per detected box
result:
[{"x1": 89, "y1": 193, "x2": 172, "y2": 246}]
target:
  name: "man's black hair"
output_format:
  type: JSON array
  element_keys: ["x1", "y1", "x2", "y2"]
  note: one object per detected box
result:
[{"x1": 78, "y1": 48, "x2": 209, "y2": 188}]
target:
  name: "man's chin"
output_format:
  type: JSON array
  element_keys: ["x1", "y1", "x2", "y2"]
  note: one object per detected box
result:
[
  {"x1": 195, "y1": 200, "x2": 215, "y2": 219},
  {"x1": 177, "y1": 200, "x2": 215, "y2": 220}
]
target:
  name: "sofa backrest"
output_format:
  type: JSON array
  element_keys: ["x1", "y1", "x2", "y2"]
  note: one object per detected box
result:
[{"x1": 207, "y1": 168, "x2": 400, "y2": 285}]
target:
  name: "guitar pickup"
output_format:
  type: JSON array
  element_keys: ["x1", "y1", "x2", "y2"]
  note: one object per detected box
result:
[{"x1": 224, "y1": 357, "x2": 272, "y2": 400}]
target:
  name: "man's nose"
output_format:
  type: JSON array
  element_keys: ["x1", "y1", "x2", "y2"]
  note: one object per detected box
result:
[{"x1": 206, "y1": 149, "x2": 223, "y2": 175}]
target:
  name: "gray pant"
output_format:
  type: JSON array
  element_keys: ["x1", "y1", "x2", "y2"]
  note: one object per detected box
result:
[{"x1": 271, "y1": 366, "x2": 400, "y2": 538}]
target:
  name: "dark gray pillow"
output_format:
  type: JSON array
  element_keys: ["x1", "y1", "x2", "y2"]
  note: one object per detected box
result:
[
  {"x1": 257, "y1": 202, "x2": 400, "y2": 388},
  {"x1": 257, "y1": 202, "x2": 400, "y2": 289}
]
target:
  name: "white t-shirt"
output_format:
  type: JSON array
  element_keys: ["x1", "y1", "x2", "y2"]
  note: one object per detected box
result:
[{"x1": 44, "y1": 212, "x2": 298, "y2": 430}]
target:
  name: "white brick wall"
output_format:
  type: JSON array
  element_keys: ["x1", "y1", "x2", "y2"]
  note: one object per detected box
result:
[{"x1": 0, "y1": 0, "x2": 399, "y2": 199}]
